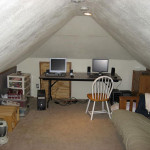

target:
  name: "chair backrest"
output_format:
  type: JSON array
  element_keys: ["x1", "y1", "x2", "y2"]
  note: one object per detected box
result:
[{"x1": 92, "y1": 76, "x2": 113, "y2": 101}]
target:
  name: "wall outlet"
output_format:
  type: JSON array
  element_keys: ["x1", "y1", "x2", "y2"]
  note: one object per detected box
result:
[{"x1": 36, "y1": 84, "x2": 39, "y2": 89}]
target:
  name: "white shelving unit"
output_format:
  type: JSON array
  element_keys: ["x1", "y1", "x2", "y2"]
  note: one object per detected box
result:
[{"x1": 7, "y1": 73, "x2": 31, "y2": 96}]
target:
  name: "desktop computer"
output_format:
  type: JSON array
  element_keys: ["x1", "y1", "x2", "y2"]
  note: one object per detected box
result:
[{"x1": 37, "y1": 90, "x2": 46, "y2": 110}]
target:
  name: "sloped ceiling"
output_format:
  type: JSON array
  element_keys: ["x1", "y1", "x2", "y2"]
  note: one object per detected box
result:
[
  {"x1": 32, "y1": 16, "x2": 134, "y2": 60},
  {"x1": 0, "y1": 0, "x2": 150, "y2": 72}
]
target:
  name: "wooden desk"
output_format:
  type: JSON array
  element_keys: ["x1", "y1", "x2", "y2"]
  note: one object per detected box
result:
[{"x1": 40, "y1": 72, "x2": 122, "y2": 107}]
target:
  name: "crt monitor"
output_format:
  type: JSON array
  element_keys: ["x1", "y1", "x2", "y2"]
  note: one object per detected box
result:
[
  {"x1": 92, "y1": 59, "x2": 109, "y2": 74},
  {"x1": 50, "y1": 58, "x2": 67, "y2": 73}
]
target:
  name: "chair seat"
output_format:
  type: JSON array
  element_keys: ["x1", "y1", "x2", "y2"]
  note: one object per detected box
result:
[{"x1": 87, "y1": 93, "x2": 109, "y2": 102}]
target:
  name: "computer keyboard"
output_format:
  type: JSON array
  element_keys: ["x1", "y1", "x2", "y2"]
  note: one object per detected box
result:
[
  {"x1": 45, "y1": 73, "x2": 66, "y2": 77},
  {"x1": 89, "y1": 73, "x2": 100, "y2": 78}
]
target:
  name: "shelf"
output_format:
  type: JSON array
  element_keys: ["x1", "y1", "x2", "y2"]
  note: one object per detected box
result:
[
  {"x1": 9, "y1": 80, "x2": 22, "y2": 82},
  {"x1": 7, "y1": 73, "x2": 31, "y2": 96}
]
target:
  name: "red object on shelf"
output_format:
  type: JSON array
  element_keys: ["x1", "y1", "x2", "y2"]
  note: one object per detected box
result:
[{"x1": 8, "y1": 89, "x2": 23, "y2": 100}]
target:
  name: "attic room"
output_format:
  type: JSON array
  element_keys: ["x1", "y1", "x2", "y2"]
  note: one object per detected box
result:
[{"x1": 0, "y1": 0, "x2": 150, "y2": 150}]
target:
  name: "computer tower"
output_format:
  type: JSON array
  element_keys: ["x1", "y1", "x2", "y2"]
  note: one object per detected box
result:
[
  {"x1": 37, "y1": 90, "x2": 46, "y2": 110},
  {"x1": 120, "y1": 90, "x2": 132, "y2": 96},
  {"x1": 110, "y1": 89, "x2": 132, "y2": 105},
  {"x1": 110, "y1": 89, "x2": 122, "y2": 105}
]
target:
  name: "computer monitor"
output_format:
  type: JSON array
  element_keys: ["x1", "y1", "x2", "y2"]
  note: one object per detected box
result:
[
  {"x1": 92, "y1": 59, "x2": 109, "y2": 75},
  {"x1": 50, "y1": 58, "x2": 67, "y2": 73}
]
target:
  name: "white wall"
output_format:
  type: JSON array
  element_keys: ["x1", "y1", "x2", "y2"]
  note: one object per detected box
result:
[{"x1": 17, "y1": 58, "x2": 146, "y2": 98}]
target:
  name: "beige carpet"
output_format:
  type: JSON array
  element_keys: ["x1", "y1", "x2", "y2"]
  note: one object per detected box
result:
[{"x1": 1, "y1": 99, "x2": 125, "y2": 150}]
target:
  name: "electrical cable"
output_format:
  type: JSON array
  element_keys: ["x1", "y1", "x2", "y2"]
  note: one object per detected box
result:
[
  {"x1": 77, "y1": 99, "x2": 88, "y2": 104},
  {"x1": 54, "y1": 97, "x2": 87, "y2": 106},
  {"x1": 115, "y1": 80, "x2": 122, "y2": 89}
]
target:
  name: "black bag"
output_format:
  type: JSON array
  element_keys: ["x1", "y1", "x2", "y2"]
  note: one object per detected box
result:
[{"x1": 135, "y1": 94, "x2": 150, "y2": 118}]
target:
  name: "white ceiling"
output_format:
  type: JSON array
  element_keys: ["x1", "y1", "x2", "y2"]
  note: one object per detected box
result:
[
  {"x1": 0, "y1": 0, "x2": 150, "y2": 72},
  {"x1": 32, "y1": 16, "x2": 133, "y2": 60}
]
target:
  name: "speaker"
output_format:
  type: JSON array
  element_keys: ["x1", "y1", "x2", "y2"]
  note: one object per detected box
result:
[
  {"x1": 46, "y1": 69, "x2": 49, "y2": 73},
  {"x1": 87, "y1": 66, "x2": 91, "y2": 73},
  {"x1": 70, "y1": 69, "x2": 73, "y2": 75},
  {"x1": 37, "y1": 90, "x2": 46, "y2": 110},
  {"x1": 111, "y1": 67, "x2": 115, "y2": 76}
]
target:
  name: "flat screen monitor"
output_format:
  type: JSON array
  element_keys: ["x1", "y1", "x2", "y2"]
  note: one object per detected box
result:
[
  {"x1": 92, "y1": 59, "x2": 109, "y2": 74},
  {"x1": 50, "y1": 58, "x2": 67, "y2": 73}
]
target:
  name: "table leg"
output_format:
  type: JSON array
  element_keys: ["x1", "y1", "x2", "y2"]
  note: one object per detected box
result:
[{"x1": 47, "y1": 80, "x2": 52, "y2": 108}]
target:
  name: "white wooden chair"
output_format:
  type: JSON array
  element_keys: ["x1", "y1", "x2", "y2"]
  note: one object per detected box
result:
[{"x1": 86, "y1": 76, "x2": 113, "y2": 120}]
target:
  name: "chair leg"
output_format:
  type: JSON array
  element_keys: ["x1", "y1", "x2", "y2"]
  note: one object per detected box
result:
[
  {"x1": 105, "y1": 101, "x2": 111, "y2": 119},
  {"x1": 86, "y1": 99, "x2": 91, "y2": 113},
  {"x1": 91, "y1": 101, "x2": 96, "y2": 120}
]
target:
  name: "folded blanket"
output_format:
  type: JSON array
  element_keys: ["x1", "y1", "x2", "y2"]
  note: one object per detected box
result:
[
  {"x1": 135, "y1": 94, "x2": 150, "y2": 118},
  {"x1": 145, "y1": 93, "x2": 150, "y2": 113}
]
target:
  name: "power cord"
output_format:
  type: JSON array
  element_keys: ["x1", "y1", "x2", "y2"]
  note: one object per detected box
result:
[
  {"x1": 115, "y1": 80, "x2": 122, "y2": 89},
  {"x1": 54, "y1": 97, "x2": 88, "y2": 106}
]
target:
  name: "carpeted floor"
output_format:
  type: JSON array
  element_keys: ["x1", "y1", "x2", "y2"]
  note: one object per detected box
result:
[{"x1": 1, "y1": 98, "x2": 125, "y2": 150}]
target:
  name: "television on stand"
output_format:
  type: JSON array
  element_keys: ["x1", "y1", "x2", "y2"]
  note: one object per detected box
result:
[
  {"x1": 49, "y1": 58, "x2": 67, "y2": 75},
  {"x1": 92, "y1": 59, "x2": 109, "y2": 75}
]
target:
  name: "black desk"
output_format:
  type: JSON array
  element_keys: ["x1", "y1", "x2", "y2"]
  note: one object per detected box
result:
[{"x1": 40, "y1": 72, "x2": 122, "y2": 107}]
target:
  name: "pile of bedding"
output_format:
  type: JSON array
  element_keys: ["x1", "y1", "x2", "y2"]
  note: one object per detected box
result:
[{"x1": 112, "y1": 110, "x2": 150, "y2": 150}]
